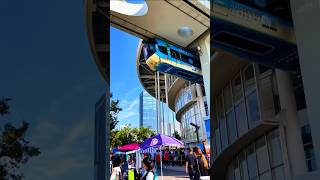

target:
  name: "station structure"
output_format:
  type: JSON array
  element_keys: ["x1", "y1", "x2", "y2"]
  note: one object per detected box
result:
[{"x1": 86, "y1": 0, "x2": 320, "y2": 180}]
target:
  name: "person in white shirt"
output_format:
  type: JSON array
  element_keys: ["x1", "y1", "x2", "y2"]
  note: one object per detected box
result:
[
  {"x1": 140, "y1": 157, "x2": 154, "y2": 180},
  {"x1": 110, "y1": 156, "x2": 122, "y2": 180}
]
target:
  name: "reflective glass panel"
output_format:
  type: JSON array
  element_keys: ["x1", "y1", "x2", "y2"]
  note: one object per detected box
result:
[{"x1": 235, "y1": 102, "x2": 248, "y2": 136}]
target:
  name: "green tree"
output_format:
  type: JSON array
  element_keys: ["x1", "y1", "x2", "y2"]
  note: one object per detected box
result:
[
  {"x1": 111, "y1": 125, "x2": 155, "y2": 147},
  {"x1": 0, "y1": 97, "x2": 41, "y2": 180},
  {"x1": 133, "y1": 126, "x2": 156, "y2": 143},
  {"x1": 109, "y1": 94, "x2": 122, "y2": 131},
  {"x1": 173, "y1": 130, "x2": 181, "y2": 140}
]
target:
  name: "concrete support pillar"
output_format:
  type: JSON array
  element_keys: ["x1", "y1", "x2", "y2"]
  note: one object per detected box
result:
[
  {"x1": 289, "y1": 1, "x2": 320, "y2": 176},
  {"x1": 195, "y1": 32, "x2": 210, "y2": 111},
  {"x1": 155, "y1": 73, "x2": 159, "y2": 134},
  {"x1": 196, "y1": 84, "x2": 206, "y2": 140},
  {"x1": 276, "y1": 70, "x2": 307, "y2": 178}
]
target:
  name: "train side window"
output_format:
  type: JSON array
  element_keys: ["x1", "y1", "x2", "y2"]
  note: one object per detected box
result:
[
  {"x1": 158, "y1": 46, "x2": 168, "y2": 55},
  {"x1": 181, "y1": 53, "x2": 190, "y2": 64},
  {"x1": 170, "y1": 49, "x2": 181, "y2": 60}
]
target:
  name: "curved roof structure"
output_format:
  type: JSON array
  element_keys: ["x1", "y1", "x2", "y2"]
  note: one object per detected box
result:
[
  {"x1": 136, "y1": 40, "x2": 167, "y2": 102},
  {"x1": 85, "y1": 0, "x2": 109, "y2": 82}
]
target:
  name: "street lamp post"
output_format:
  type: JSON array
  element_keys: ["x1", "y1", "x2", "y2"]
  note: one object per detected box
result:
[
  {"x1": 190, "y1": 122, "x2": 200, "y2": 144},
  {"x1": 190, "y1": 123, "x2": 208, "y2": 158}
]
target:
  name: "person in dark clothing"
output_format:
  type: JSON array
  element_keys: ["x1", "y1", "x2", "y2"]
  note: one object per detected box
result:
[
  {"x1": 193, "y1": 147, "x2": 209, "y2": 180},
  {"x1": 185, "y1": 148, "x2": 195, "y2": 180}
]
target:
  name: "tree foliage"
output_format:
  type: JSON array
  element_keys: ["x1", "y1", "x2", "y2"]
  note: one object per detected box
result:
[
  {"x1": 0, "y1": 97, "x2": 40, "y2": 180},
  {"x1": 109, "y1": 94, "x2": 122, "y2": 131},
  {"x1": 173, "y1": 130, "x2": 181, "y2": 140},
  {"x1": 111, "y1": 126, "x2": 156, "y2": 148}
]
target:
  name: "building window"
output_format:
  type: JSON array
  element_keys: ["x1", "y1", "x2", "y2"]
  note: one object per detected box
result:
[
  {"x1": 243, "y1": 64, "x2": 256, "y2": 95},
  {"x1": 234, "y1": 159, "x2": 241, "y2": 180},
  {"x1": 232, "y1": 74, "x2": 243, "y2": 103},
  {"x1": 227, "y1": 110, "x2": 237, "y2": 143},
  {"x1": 239, "y1": 152, "x2": 249, "y2": 180},
  {"x1": 212, "y1": 63, "x2": 277, "y2": 156},
  {"x1": 175, "y1": 86, "x2": 193, "y2": 112},
  {"x1": 267, "y1": 129, "x2": 284, "y2": 168},
  {"x1": 247, "y1": 144, "x2": 258, "y2": 179},
  {"x1": 235, "y1": 102, "x2": 248, "y2": 136},
  {"x1": 220, "y1": 115, "x2": 228, "y2": 150},
  {"x1": 224, "y1": 129, "x2": 286, "y2": 180},
  {"x1": 256, "y1": 137, "x2": 270, "y2": 175},
  {"x1": 246, "y1": 91, "x2": 260, "y2": 128},
  {"x1": 301, "y1": 125, "x2": 317, "y2": 172},
  {"x1": 215, "y1": 129, "x2": 221, "y2": 155}
]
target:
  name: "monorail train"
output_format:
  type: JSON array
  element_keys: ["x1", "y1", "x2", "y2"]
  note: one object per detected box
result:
[
  {"x1": 211, "y1": 0, "x2": 300, "y2": 71},
  {"x1": 142, "y1": 39, "x2": 203, "y2": 83}
]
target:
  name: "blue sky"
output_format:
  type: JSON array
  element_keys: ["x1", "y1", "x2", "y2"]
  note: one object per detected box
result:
[
  {"x1": 110, "y1": 27, "x2": 143, "y2": 128},
  {"x1": 0, "y1": 0, "x2": 105, "y2": 179}
]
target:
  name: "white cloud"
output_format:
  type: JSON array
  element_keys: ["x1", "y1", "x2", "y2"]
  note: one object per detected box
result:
[
  {"x1": 118, "y1": 111, "x2": 138, "y2": 120},
  {"x1": 23, "y1": 117, "x2": 94, "y2": 179},
  {"x1": 63, "y1": 119, "x2": 89, "y2": 145},
  {"x1": 117, "y1": 98, "x2": 139, "y2": 125},
  {"x1": 128, "y1": 98, "x2": 139, "y2": 110}
]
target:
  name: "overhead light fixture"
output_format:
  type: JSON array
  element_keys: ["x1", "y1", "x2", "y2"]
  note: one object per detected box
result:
[
  {"x1": 110, "y1": 0, "x2": 148, "y2": 16},
  {"x1": 178, "y1": 26, "x2": 194, "y2": 38}
]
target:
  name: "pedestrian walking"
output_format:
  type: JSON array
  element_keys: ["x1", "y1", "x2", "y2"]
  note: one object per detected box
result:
[
  {"x1": 193, "y1": 147, "x2": 209, "y2": 180},
  {"x1": 185, "y1": 148, "x2": 195, "y2": 180},
  {"x1": 164, "y1": 149, "x2": 169, "y2": 167},
  {"x1": 111, "y1": 156, "x2": 123, "y2": 180}
]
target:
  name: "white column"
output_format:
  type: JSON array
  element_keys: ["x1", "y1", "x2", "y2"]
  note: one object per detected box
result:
[
  {"x1": 155, "y1": 73, "x2": 159, "y2": 134},
  {"x1": 289, "y1": 0, "x2": 320, "y2": 175},
  {"x1": 198, "y1": 33, "x2": 210, "y2": 111},
  {"x1": 196, "y1": 84, "x2": 206, "y2": 140},
  {"x1": 276, "y1": 70, "x2": 307, "y2": 178}
]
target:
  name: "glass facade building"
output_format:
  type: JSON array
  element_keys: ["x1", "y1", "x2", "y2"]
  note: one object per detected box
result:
[
  {"x1": 226, "y1": 129, "x2": 286, "y2": 180},
  {"x1": 139, "y1": 91, "x2": 157, "y2": 132},
  {"x1": 139, "y1": 90, "x2": 178, "y2": 135},
  {"x1": 172, "y1": 82, "x2": 209, "y2": 145},
  {"x1": 211, "y1": 61, "x2": 317, "y2": 179}
]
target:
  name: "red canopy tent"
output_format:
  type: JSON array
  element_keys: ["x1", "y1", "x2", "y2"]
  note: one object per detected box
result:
[{"x1": 117, "y1": 143, "x2": 140, "y2": 151}]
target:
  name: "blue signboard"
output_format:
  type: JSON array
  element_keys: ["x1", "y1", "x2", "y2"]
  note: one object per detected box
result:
[{"x1": 204, "y1": 119, "x2": 210, "y2": 140}]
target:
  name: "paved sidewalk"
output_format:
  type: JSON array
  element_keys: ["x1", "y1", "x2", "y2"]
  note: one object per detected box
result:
[{"x1": 158, "y1": 166, "x2": 189, "y2": 180}]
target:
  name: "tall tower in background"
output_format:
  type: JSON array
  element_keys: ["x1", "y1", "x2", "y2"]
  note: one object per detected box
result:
[
  {"x1": 94, "y1": 94, "x2": 107, "y2": 180},
  {"x1": 139, "y1": 91, "x2": 157, "y2": 132}
]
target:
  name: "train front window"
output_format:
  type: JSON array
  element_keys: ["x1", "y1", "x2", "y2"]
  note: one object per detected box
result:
[{"x1": 158, "y1": 46, "x2": 168, "y2": 55}]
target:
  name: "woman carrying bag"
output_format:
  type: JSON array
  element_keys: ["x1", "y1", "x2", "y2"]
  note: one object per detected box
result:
[{"x1": 193, "y1": 147, "x2": 209, "y2": 180}]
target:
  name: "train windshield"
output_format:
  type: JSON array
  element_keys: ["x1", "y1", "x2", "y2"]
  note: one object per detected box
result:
[
  {"x1": 234, "y1": 0, "x2": 292, "y2": 21},
  {"x1": 142, "y1": 43, "x2": 156, "y2": 60}
]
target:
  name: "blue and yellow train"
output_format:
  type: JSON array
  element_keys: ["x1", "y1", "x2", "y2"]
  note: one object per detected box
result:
[{"x1": 142, "y1": 39, "x2": 202, "y2": 83}]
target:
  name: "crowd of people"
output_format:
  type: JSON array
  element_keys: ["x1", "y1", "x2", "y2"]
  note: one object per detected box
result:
[
  {"x1": 110, "y1": 154, "x2": 155, "y2": 180},
  {"x1": 110, "y1": 147, "x2": 209, "y2": 180},
  {"x1": 185, "y1": 147, "x2": 209, "y2": 180}
]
